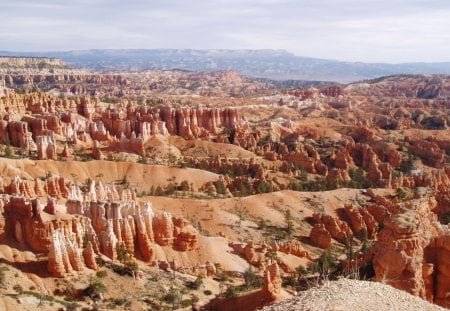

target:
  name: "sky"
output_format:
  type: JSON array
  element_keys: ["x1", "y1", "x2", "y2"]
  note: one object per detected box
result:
[{"x1": 1, "y1": 0, "x2": 449, "y2": 63}]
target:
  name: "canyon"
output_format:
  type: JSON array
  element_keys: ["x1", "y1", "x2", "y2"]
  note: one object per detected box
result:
[{"x1": 0, "y1": 57, "x2": 449, "y2": 310}]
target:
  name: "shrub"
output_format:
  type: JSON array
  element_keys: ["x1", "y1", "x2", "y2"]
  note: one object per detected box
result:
[
  {"x1": 237, "y1": 183, "x2": 249, "y2": 197},
  {"x1": 4, "y1": 145, "x2": 12, "y2": 158},
  {"x1": 154, "y1": 186, "x2": 164, "y2": 196},
  {"x1": 360, "y1": 228, "x2": 369, "y2": 253},
  {"x1": 13, "y1": 284, "x2": 23, "y2": 294},
  {"x1": 256, "y1": 180, "x2": 273, "y2": 194},
  {"x1": 314, "y1": 249, "x2": 337, "y2": 277},
  {"x1": 116, "y1": 243, "x2": 132, "y2": 264},
  {"x1": 348, "y1": 168, "x2": 372, "y2": 189},
  {"x1": 111, "y1": 260, "x2": 138, "y2": 277},
  {"x1": 96, "y1": 270, "x2": 107, "y2": 278},
  {"x1": 441, "y1": 211, "x2": 450, "y2": 225},
  {"x1": 224, "y1": 286, "x2": 238, "y2": 298},
  {"x1": 399, "y1": 157, "x2": 414, "y2": 173},
  {"x1": 83, "y1": 276, "x2": 107, "y2": 298},
  {"x1": 186, "y1": 276, "x2": 203, "y2": 290},
  {"x1": 138, "y1": 156, "x2": 148, "y2": 164},
  {"x1": 285, "y1": 209, "x2": 294, "y2": 236},
  {"x1": 396, "y1": 187, "x2": 407, "y2": 199},
  {"x1": 181, "y1": 299, "x2": 193, "y2": 307},
  {"x1": 282, "y1": 275, "x2": 297, "y2": 287},
  {"x1": 163, "y1": 286, "x2": 180, "y2": 307},
  {"x1": 125, "y1": 260, "x2": 139, "y2": 275},
  {"x1": 180, "y1": 180, "x2": 190, "y2": 192},
  {"x1": 344, "y1": 237, "x2": 355, "y2": 261},
  {"x1": 243, "y1": 267, "x2": 262, "y2": 289},
  {"x1": 203, "y1": 290, "x2": 212, "y2": 295},
  {"x1": 0, "y1": 266, "x2": 9, "y2": 288},
  {"x1": 213, "y1": 271, "x2": 229, "y2": 283},
  {"x1": 214, "y1": 180, "x2": 227, "y2": 195},
  {"x1": 165, "y1": 183, "x2": 176, "y2": 195},
  {"x1": 191, "y1": 294, "x2": 199, "y2": 303}
]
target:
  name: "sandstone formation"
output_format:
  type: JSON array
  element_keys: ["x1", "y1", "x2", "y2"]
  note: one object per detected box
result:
[
  {"x1": 373, "y1": 194, "x2": 449, "y2": 307},
  {"x1": 312, "y1": 213, "x2": 353, "y2": 243},
  {"x1": 262, "y1": 263, "x2": 282, "y2": 298},
  {"x1": 310, "y1": 224, "x2": 332, "y2": 249}
]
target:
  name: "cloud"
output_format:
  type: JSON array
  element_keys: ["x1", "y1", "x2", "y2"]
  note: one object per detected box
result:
[{"x1": 1, "y1": 0, "x2": 449, "y2": 62}]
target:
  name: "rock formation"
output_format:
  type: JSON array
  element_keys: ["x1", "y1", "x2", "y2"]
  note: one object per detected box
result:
[
  {"x1": 373, "y1": 194, "x2": 449, "y2": 307},
  {"x1": 310, "y1": 224, "x2": 332, "y2": 249},
  {"x1": 262, "y1": 263, "x2": 282, "y2": 298},
  {"x1": 312, "y1": 213, "x2": 353, "y2": 243},
  {"x1": 83, "y1": 241, "x2": 98, "y2": 270}
]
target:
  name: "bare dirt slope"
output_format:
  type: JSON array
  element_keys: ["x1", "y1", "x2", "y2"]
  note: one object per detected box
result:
[{"x1": 0, "y1": 158, "x2": 219, "y2": 191}]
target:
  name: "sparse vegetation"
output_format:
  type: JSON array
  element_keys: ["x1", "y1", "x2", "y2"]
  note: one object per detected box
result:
[
  {"x1": 83, "y1": 276, "x2": 107, "y2": 299},
  {"x1": 0, "y1": 265, "x2": 9, "y2": 288}
]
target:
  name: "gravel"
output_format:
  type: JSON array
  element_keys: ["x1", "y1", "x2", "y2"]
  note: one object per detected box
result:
[{"x1": 260, "y1": 278, "x2": 447, "y2": 311}]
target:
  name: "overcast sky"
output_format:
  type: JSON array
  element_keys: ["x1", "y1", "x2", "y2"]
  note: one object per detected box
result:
[{"x1": 1, "y1": 0, "x2": 449, "y2": 63}]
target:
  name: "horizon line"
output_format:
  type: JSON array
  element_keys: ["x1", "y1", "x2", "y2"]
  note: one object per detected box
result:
[{"x1": 1, "y1": 48, "x2": 450, "y2": 65}]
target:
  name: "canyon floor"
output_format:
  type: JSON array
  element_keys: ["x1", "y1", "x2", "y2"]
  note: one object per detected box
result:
[{"x1": 0, "y1": 58, "x2": 449, "y2": 310}]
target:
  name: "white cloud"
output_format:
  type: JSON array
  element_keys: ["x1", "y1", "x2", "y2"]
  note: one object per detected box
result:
[{"x1": 1, "y1": 0, "x2": 450, "y2": 62}]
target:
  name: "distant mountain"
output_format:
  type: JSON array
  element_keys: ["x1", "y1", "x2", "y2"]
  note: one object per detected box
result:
[{"x1": 1, "y1": 49, "x2": 450, "y2": 83}]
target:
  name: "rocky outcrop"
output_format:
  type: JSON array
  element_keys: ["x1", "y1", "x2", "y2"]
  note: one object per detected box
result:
[
  {"x1": 343, "y1": 205, "x2": 378, "y2": 239},
  {"x1": 4, "y1": 176, "x2": 71, "y2": 199},
  {"x1": 66, "y1": 183, "x2": 198, "y2": 262},
  {"x1": 230, "y1": 242, "x2": 267, "y2": 267},
  {"x1": 83, "y1": 241, "x2": 98, "y2": 270},
  {"x1": 373, "y1": 194, "x2": 448, "y2": 306},
  {"x1": 134, "y1": 214, "x2": 153, "y2": 261},
  {"x1": 432, "y1": 235, "x2": 450, "y2": 308},
  {"x1": 153, "y1": 211, "x2": 174, "y2": 246},
  {"x1": 262, "y1": 263, "x2": 282, "y2": 298},
  {"x1": 173, "y1": 218, "x2": 198, "y2": 251},
  {"x1": 407, "y1": 139, "x2": 445, "y2": 168},
  {"x1": 36, "y1": 134, "x2": 57, "y2": 160},
  {"x1": 321, "y1": 86, "x2": 345, "y2": 97},
  {"x1": 1, "y1": 177, "x2": 200, "y2": 277},
  {"x1": 312, "y1": 213, "x2": 353, "y2": 243},
  {"x1": 0, "y1": 92, "x2": 250, "y2": 159},
  {"x1": 277, "y1": 240, "x2": 312, "y2": 260},
  {"x1": 47, "y1": 229, "x2": 84, "y2": 277},
  {"x1": 7, "y1": 121, "x2": 33, "y2": 148},
  {"x1": 2, "y1": 196, "x2": 95, "y2": 253},
  {"x1": 310, "y1": 224, "x2": 332, "y2": 249}
]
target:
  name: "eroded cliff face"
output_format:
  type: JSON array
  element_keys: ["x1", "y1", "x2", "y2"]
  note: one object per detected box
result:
[
  {"x1": 1, "y1": 196, "x2": 94, "y2": 254},
  {"x1": 0, "y1": 178, "x2": 202, "y2": 278},
  {"x1": 304, "y1": 188, "x2": 450, "y2": 307},
  {"x1": 0, "y1": 93, "x2": 250, "y2": 158},
  {"x1": 372, "y1": 194, "x2": 449, "y2": 307}
]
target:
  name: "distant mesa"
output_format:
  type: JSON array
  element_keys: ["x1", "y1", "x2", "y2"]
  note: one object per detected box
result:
[
  {"x1": 2, "y1": 49, "x2": 450, "y2": 82},
  {"x1": 0, "y1": 56, "x2": 66, "y2": 69}
]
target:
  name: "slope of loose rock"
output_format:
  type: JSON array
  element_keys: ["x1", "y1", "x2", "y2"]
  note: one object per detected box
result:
[{"x1": 260, "y1": 278, "x2": 446, "y2": 311}]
